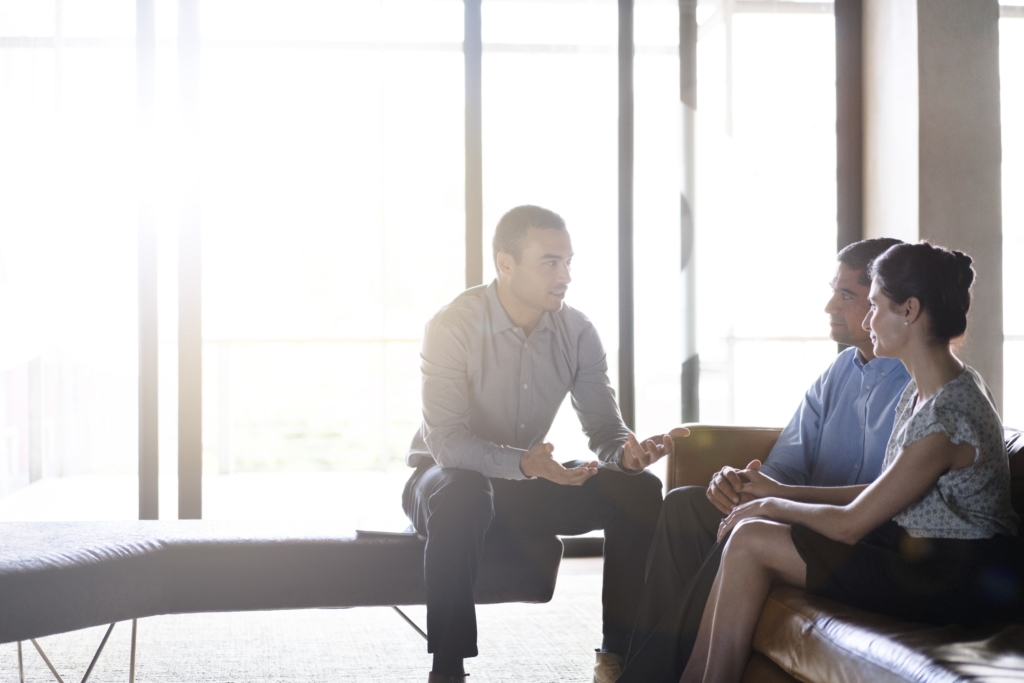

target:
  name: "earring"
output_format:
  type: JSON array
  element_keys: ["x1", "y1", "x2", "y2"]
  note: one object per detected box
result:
[{"x1": 904, "y1": 321, "x2": 909, "y2": 326}]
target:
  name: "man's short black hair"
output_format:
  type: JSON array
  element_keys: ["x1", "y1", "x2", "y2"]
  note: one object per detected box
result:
[
  {"x1": 492, "y1": 205, "x2": 566, "y2": 265},
  {"x1": 837, "y1": 237, "x2": 904, "y2": 286}
]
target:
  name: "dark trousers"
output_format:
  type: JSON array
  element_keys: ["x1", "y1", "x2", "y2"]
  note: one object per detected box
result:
[
  {"x1": 619, "y1": 486, "x2": 725, "y2": 683},
  {"x1": 402, "y1": 461, "x2": 663, "y2": 660}
]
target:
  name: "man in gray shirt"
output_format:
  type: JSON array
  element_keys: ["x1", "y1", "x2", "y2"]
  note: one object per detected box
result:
[{"x1": 404, "y1": 205, "x2": 680, "y2": 683}]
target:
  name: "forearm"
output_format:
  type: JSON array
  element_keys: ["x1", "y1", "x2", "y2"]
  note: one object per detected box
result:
[
  {"x1": 767, "y1": 499, "x2": 869, "y2": 544},
  {"x1": 773, "y1": 484, "x2": 867, "y2": 506},
  {"x1": 580, "y1": 414, "x2": 630, "y2": 471}
]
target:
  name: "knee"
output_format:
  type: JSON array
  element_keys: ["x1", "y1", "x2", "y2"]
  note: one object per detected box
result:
[
  {"x1": 617, "y1": 468, "x2": 664, "y2": 512},
  {"x1": 722, "y1": 519, "x2": 775, "y2": 564},
  {"x1": 427, "y1": 469, "x2": 494, "y2": 525},
  {"x1": 664, "y1": 486, "x2": 709, "y2": 515},
  {"x1": 631, "y1": 468, "x2": 664, "y2": 499},
  {"x1": 663, "y1": 486, "x2": 720, "y2": 531}
]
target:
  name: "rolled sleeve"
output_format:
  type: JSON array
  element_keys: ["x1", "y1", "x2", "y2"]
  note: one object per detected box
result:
[{"x1": 759, "y1": 376, "x2": 824, "y2": 486}]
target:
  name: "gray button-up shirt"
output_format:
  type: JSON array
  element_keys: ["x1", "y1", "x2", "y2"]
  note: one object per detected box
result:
[{"x1": 406, "y1": 281, "x2": 631, "y2": 480}]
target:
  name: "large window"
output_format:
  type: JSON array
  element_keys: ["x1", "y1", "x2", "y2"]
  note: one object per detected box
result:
[
  {"x1": 196, "y1": 1, "x2": 465, "y2": 522},
  {"x1": 1001, "y1": 5, "x2": 1024, "y2": 428},
  {"x1": 0, "y1": 0, "x2": 138, "y2": 520},
  {"x1": 8, "y1": 0, "x2": 956, "y2": 522},
  {"x1": 695, "y1": 3, "x2": 839, "y2": 427},
  {"x1": 0, "y1": 0, "x2": 467, "y2": 524}
]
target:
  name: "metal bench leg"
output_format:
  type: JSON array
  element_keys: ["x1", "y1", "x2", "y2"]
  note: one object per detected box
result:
[
  {"x1": 18, "y1": 641, "x2": 24, "y2": 683},
  {"x1": 26, "y1": 621, "x2": 116, "y2": 683},
  {"x1": 79, "y1": 622, "x2": 115, "y2": 683},
  {"x1": 129, "y1": 619, "x2": 137, "y2": 683},
  {"x1": 392, "y1": 606, "x2": 428, "y2": 641},
  {"x1": 29, "y1": 637, "x2": 66, "y2": 683}
]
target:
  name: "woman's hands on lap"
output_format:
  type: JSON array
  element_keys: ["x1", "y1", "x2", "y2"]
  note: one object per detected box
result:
[{"x1": 718, "y1": 497, "x2": 789, "y2": 542}]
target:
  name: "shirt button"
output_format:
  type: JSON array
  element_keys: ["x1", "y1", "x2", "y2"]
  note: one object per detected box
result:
[
  {"x1": 523, "y1": 384, "x2": 528, "y2": 389},
  {"x1": 865, "y1": 385, "x2": 871, "y2": 390},
  {"x1": 520, "y1": 424, "x2": 525, "y2": 429},
  {"x1": 880, "y1": 371, "x2": 886, "y2": 377},
  {"x1": 524, "y1": 343, "x2": 528, "y2": 349},
  {"x1": 855, "y1": 464, "x2": 860, "y2": 469}
]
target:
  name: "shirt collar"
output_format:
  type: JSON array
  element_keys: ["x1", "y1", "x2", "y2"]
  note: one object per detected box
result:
[
  {"x1": 484, "y1": 280, "x2": 554, "y2": 337},
  {"x1": 854, "y1": 350, "x2": 905, "y2": 375},
  {"x1": 485, "y1": 281, "x2": 515, "y2": 335}
]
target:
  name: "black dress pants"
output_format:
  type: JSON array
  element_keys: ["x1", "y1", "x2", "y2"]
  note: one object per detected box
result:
[
  {"x1": 402, "y1": 460, "x2": 663, "y2": 660},
  {"x1": 619, "y1": 486, "x2": 725, "y2": 683}
]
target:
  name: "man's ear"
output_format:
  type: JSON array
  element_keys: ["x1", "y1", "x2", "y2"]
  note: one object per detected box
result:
[
  {"x1": 496, "y1": 250, "x2": 516, "y2": 277},
  {"x1": 905, "y1": 296, "x2": 923, "y2": 325}
]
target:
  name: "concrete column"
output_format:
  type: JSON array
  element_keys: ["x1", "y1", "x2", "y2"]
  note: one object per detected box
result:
[{"x1": 863, "y1": 0, "x2": 1003, "y2": 410}]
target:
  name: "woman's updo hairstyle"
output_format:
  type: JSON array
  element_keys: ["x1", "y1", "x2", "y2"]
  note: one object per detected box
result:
[{"x1": 868, "y1": 242, "x2": 975, "y2": 343}]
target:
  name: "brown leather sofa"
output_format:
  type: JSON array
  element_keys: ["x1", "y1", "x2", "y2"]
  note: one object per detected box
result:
[{"x1": 667, "y1": 425, "x2": 1024, "y2": 683}]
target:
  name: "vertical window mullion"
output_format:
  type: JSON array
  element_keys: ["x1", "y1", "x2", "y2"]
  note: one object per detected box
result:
[
  {"x1": 137, "y1": 0, "x2": 159, "y2": 521},
  {"x1": 465, "y1": 0, "x2": 483, "y2": 289}
]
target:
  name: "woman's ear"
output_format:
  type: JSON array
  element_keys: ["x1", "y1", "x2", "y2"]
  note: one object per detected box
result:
[{"x1": 905, "y1": 296, "x2": 923, "y2": 325}]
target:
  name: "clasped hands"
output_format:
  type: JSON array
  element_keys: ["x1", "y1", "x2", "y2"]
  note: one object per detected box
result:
[
  {"x1": 519, "y1": 430, "x2": 684, "y2": 486},
  {"x1": 706, "y1": 460, "x2": 785, "y2": 540}
]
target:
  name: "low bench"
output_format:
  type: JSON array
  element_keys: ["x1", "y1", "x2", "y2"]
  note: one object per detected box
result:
[{"x1": 0, "y1": 521, "x2": 563, "y2": 681}]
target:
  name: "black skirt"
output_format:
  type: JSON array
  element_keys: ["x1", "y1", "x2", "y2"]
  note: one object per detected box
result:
[{"x1": 791, "y1": 521, "x2": 1024, "y2": 626}]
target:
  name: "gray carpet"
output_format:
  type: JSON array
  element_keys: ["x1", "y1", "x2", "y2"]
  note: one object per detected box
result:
[{"x1": 1, "y1": 558, "x2": 603, "y2": 682}]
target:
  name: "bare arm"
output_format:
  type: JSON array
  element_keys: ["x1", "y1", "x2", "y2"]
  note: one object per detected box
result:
[
  {"x1": 758, "y1": 481, "x2": 867, "y2": 506},
  {"x1": 719, "y1": 431, "x2": 975, "y2": 544},
  {"x1": 707, "y1": 461, "x2": 865, "y2": 514}
]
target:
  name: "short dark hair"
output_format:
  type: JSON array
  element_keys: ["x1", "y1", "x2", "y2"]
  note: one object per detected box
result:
[
  {"x1": 492, "y1": 205, "x2": 566, "y2": 265},
  {"x1": 837, "y1": 238, "x2": 904, "y2": 286},
  {"x1": 869, "y1": 241, "x2": 975, "y2": 343}
]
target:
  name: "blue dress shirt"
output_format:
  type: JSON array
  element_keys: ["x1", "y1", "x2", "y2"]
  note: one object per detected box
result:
[{"x1": 758, "y1": 347, "x2": 911, "y2": 487}]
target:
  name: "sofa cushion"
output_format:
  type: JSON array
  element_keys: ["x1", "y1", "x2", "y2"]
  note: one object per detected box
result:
[{"x1": 753, "y1": 586, "x2": 1024, "y2": 683}]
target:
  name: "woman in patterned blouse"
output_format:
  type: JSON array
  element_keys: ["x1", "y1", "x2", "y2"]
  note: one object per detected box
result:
[{"x1": 677, "y1": 242, "x2": 1021, "y2": 683}]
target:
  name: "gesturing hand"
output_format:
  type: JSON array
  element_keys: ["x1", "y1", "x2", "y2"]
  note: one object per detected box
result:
[
  {"x1": 621, "y1": 429, "x2": 685, "y2": 472},
  {"x1": 520, "y1": 442, "x2": 599, "y2": 486}
]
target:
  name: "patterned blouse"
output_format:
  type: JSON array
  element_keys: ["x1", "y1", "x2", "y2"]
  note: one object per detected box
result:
[{"x1": 883, "y1": 366, "x2": 1018, "y2": 539}]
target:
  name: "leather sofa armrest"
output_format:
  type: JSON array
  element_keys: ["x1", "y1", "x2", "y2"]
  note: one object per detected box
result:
[{"x1": 667, "y1": 424, "x2": 783, "y2": 492}]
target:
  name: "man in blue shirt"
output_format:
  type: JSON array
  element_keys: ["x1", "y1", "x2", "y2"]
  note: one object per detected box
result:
[{"x1": 617, "y1": 237, "x2": 910, "y2": 683}]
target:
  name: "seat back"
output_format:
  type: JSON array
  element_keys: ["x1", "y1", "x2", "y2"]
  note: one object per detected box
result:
[
  {"x1": 668, "y1": 425, "x2": 1024, "y2": 503},
  {"x1": 667, "y1": 424, "x2": 783, "y2": 491}
]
